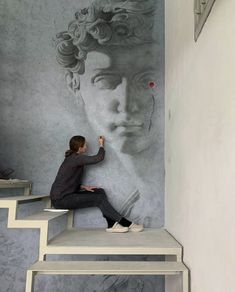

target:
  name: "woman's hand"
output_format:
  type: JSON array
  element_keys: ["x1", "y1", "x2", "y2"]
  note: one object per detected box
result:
[
  {"x1": 80, "y1": 185, "x2": 97, "y2": 192},
  {"x1": 99, "y1": 136, "x2": 105, "y2": 147}
]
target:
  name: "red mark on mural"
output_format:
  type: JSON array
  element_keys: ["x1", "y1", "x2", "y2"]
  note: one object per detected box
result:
[{"x1": 148, "y1": 81, "x2": 156, "y2": 88}]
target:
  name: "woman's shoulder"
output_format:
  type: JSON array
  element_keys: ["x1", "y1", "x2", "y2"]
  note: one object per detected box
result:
[{"x1": 63, "y1": 153, "x2": 79, "y2": 163}]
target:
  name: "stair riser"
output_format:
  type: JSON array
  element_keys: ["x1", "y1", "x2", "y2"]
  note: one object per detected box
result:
[
  {"x1": 47, "y1": 215, "x2": 68, "y2": 241},
  {"x1": 16, "y1": 200, "x2": 47, "y2": 219}
]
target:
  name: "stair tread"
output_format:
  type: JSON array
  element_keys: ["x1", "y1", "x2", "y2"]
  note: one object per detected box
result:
[
  {"x1": 46, "y1": 228, "x2": 182, "y2": 255},
  {"x1": 21, "y1": 210, "x2": 68, "y2": 221},
  {"x1": 0, "y1": 179, "x2": 31, "y2": 186},
  {"x1": 29, "y1": 260, "x2": 188, "y2": 272},
  {"x1": 0, "y1": 194, "x2": 49, "y2": 202}
]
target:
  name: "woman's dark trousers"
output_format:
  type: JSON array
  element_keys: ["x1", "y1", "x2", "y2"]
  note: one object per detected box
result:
[{"x1": 52, "y1": 188, "x2": 122, "y2": 226}]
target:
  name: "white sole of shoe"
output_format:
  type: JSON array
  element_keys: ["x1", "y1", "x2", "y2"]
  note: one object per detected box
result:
[
  {"x1": 129, "y1": 228, "x2": 144, "y2": 232},
  {"x1": 106, "y1": 228, "x2": 129, "y2": 233}
]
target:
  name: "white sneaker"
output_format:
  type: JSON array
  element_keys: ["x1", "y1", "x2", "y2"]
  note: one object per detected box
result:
[
  {"x1": 106, "y1": 222, "x2": 129, "y2": 233},
  {"x1": 128, "y1": 223, "x2": 144, "y2": 232}
]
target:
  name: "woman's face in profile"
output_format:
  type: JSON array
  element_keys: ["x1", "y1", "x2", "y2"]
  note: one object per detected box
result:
[
  {"x1": 79, "y1": 141, "x2": 88, "y2": 153},
  {"x1": 79, "y1": 44, "x2": 162, "y2": 155}
]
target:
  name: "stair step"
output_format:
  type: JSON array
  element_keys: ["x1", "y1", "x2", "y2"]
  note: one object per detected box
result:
[
  {"x1": 7, "y1": 210, "x2": 69, "y2": 243},
  {"x1": 26, "y1": 260, "x2": 189, "y2": 292},
  {"x1": 46, "y1": 228, "x2": 182, "y2": 259},
  {"x1": 0, "y1": 195, "x2": 52, "y2": 220},
  {"x1": 0, "y1": 195, "x2": 69, "y2": 244},
  {"x1": 0, "y1": 179, "x2": 32, "y2": 195},
  {"x1": 0, "y1": 179, "x2": 31, "y2": 187},
  {"x1": 28, "y1": 260, "x2": 188, "y2": 274},
  {"x1": 0, "y1": 194, "x2": 49, "y2": 204},
  {"x1": 21, "y1": 210, "x2": 68, "y2": 221}
]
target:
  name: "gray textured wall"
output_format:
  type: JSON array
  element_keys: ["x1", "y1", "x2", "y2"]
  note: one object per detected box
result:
[{"x1": 0, "y1": 0, "x2": 165, "y2": 291}]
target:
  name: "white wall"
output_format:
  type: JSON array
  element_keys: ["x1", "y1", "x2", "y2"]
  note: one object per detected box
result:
[{"x1": 165, "y1": 1, "x2": 235, "y2": 292}]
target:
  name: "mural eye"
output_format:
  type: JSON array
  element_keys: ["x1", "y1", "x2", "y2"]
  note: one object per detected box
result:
[
  {"x1": 92, "y1": 74, "x2": 122, "y2": 90},
  {"x1": 139, "y1": 78, "x2": 152, "y2": 89},
  {"x1": 138, "y1": 73, "x2": 157, "y2": 89}
]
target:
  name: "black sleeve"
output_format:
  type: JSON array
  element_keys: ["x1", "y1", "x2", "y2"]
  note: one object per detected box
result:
[{"x1": 74, "y1": 147, "x2": 105, "y2": 166}]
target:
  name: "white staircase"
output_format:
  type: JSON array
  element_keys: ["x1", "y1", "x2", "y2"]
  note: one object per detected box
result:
[{"x1": 0, "y1": 180, "x2": 189, "y2": 292}]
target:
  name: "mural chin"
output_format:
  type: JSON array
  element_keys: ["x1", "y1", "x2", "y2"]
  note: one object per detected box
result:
[
  {"x1": 108, "y1": 128, "x2": 156, "y2": 155},
  {"x1": 120, "y1": 135, "x2": 153, "y2": 155}
]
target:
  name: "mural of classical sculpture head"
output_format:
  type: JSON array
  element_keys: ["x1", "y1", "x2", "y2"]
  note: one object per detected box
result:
[{"x1": 55, "y1": 0, "x2": 163, "y2": 156}]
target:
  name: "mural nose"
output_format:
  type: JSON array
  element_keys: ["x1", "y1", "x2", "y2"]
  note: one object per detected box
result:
[{"x1": 116, "y1": 78, "x2": 140, "y2": 114}]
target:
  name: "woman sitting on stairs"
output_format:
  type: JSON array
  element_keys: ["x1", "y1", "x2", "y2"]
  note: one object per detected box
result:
[{"x1": 50, "y1": 135, "x2": 143, "y2": 233}]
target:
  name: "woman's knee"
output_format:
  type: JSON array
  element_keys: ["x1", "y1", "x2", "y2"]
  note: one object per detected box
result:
[{"x1": 96, "y1": 191, "x2": 107, "y2": 201}]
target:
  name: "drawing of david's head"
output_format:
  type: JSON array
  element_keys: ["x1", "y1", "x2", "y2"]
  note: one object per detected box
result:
[{"x1": 55, "y1": 0, "x2": 163, "y2": 155}]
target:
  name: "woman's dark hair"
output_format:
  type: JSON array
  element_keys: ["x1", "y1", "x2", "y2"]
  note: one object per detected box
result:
[{"x1": 65, "y1": 135, "x2": 85, "y2": 157}]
